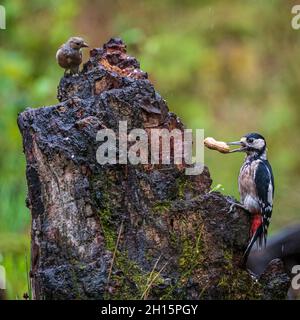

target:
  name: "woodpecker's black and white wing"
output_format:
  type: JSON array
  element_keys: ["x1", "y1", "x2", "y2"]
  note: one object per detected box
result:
[
  {"x1": 243, "y1": 159, "x2": 274, "y2": 261},
  {"x1": 254, "y1": 159, "x2": 274, "y2": 244}
]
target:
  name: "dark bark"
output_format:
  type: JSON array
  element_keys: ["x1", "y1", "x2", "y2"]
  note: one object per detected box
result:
[{"x1": 18, "y1": 38, "x2": 290, "y2": 300}]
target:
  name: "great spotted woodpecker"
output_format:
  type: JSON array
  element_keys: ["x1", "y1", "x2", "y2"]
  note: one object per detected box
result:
[{"x1": 228, "y1": 133, "x2": 274, "y2": 263}]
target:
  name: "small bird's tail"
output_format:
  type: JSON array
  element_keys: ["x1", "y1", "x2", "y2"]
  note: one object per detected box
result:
[{"x1": 242, "y1": 214, "x2": 267, "y2": 265}]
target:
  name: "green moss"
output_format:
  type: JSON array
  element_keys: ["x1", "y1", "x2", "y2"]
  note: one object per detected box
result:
[
  {"x1": 70, "y1": 267, "x2": 82, "y2": 299},
  {"x1": 152, "y1": 201, "x2": 171, "y2": 214},
  {"x1": 175, "y1": 175, "x2": 196, "y2": 200},
  {"x1": 178, "y1": 231, "x2": 203, "y2": 273},
  {"x1": 168, "y1": 230, "x2": 178, "y2": 248},
  {"x1": 105, "y1": 251, "x2": 164, "y2": 300},
  {"x1": 217, "y1": 249, "x2": 263, "y2": 299},
  {"x1": 91, "y1": 172, "x2": 118, "y2": 252},
  {"x1": 161, "y1": 223, "x2": 204, "y2": 299},
  {"x1": 98, "y1": 207, "x2": 116, "y2": 251},
  {"x1": 176, "y1": 176, "x2": 190, "y2": 199}
]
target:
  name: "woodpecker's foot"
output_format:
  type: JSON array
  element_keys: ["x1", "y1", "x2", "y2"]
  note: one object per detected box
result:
[
  {"x1": 227, "y1": 200, "x2": 251, "y2": 215},
  {"x1": 228, "y1": 202, "x2": 236, "y2": 214},
  {"x1": 227, "y1": 199, "x2": 238, "y2": 214}
]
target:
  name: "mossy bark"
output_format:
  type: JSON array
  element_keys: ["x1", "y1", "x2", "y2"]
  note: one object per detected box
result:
[{"x1": 18, "y1": 38, "x2": 289, "y2": 300}]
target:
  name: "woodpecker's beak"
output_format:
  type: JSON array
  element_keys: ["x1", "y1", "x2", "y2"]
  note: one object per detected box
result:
[
  {"x1": 82, "y1": 42, "x2": 89, "y2": 48},
  {"x1": 227, "y1": 139, "x2": 247, "y2": 153}
]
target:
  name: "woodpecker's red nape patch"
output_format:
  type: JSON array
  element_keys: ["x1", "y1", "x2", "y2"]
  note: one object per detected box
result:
[{"x1": 250, "y1": 214, "x2": 262, "y2": 237}]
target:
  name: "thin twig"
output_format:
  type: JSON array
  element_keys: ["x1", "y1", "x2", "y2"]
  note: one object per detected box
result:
[
  {"x1": 144, "y1": 255, "x2": 162, "y2": 289},
  {"x1": 106, "y1": 220, "x2": 124, "y2": 293},
  {"x1": 141, "y1": 261, "x2": 169, "y2": 300}
]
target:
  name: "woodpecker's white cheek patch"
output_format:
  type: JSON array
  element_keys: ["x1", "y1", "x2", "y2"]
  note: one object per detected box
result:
[{"x1": 253, "y1": 138, "x2": 265, "y2": 150}]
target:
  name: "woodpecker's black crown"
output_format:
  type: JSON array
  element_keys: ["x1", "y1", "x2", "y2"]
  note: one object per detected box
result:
[
  {"x1": 244, "y1": 132, "x2": 265, "y2": 143},
  {"x1": 242, "y1": 132, "x2": 266, "y2": 154}
]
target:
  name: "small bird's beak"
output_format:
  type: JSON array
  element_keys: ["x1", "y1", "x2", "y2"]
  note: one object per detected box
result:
[
  {"x1": 227, "y1": 140, "x2": 246, "y2": 153},
  {"x1": 82, "y1": 42, "x2": 89, "y2": 48}
]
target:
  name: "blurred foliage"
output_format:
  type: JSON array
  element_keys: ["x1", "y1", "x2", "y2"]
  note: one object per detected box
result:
[
  {"x1": 0, "y1": 0, "x2": 299, "y2": 299},
  {"x1": 0, "y1": 0, "x2": 80, "y2": 299}
]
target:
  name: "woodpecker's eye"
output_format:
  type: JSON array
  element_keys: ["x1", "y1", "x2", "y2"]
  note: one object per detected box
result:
[{"x1": 247, "y1": 138, "x2": 254, "y2": 143}]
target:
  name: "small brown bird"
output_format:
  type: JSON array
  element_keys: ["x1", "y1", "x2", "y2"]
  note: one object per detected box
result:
[{"x1": 56, "y1": 37, "x2": 89, "y2": 75}]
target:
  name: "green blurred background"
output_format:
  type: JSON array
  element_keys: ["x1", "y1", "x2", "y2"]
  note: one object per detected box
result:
[{"x1": 0, "y1": 0, "x2": 299, "y2": 299}]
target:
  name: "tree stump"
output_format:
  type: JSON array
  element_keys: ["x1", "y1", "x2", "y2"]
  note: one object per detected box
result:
[{"x1": 18, "y1": 38, "x2": 290, "y2": 300}]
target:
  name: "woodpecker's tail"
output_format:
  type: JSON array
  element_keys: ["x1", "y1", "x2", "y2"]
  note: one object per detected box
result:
[{"x1": 242, "y1": 214, "x2": 267, "y2": 264}]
